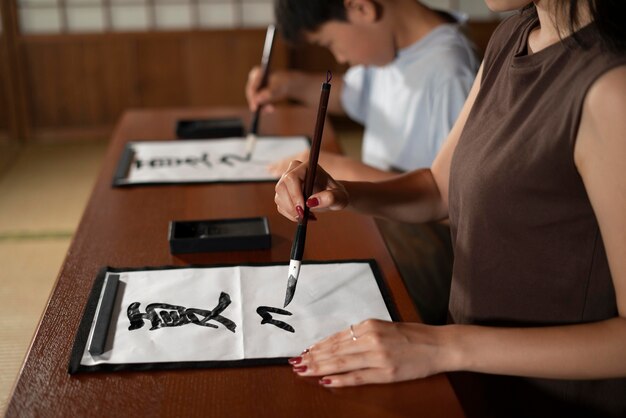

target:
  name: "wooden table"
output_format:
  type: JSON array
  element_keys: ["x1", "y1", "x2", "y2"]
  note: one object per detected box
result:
[{"x1": 6, "y1": 107, "x2": 465, "y2": 417}]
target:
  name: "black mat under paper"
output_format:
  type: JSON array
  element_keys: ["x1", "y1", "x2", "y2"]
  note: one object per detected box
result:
[
  {"x1": 68, "y1": 259, "x2": 399, "y2": 374},
  {"x1": 112, "y1": 137, "x2": 311, "y2": 187}
]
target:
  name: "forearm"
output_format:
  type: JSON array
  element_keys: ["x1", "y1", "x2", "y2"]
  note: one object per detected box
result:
[
  {"x1": 342, "y1": 168, "x2": 446, "y2": 223},
  {"x1": 442, "y1": 317, "x2": 626, "y2": 380},
  {"x1": 318, "y1": 153, "x2": 397, "y2": 182},
  {"x1": 286, "y1": 71, "x2": 345, "y2": 115}
]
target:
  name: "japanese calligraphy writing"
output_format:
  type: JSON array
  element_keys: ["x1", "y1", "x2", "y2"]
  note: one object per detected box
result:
[
  {"x1": 127, "y1": 292, "x2": 236, "y2": 332},
  {"x1": 127, "y1": 293, "x2": 295, "y2": 334},
  {"x1": 256, "y1": 306, "x2": 295, "y2": 333}
]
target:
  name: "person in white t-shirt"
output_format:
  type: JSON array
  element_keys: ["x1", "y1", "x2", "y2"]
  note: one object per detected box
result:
[
  {"x1": 246, "y1": 0, "x2": 479, "y2": 324},
  {"x1": 247, "y1": 0, "x2": 478, "y2": 180}
]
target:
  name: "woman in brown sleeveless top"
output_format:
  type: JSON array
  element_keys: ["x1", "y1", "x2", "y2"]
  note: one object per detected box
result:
[{"x1": 275, "y1": 1, "x2": 626, "y2": 416}]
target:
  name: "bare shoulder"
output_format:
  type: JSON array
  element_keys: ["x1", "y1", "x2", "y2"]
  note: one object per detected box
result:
[
  {"x1": 575, "y1": 64, "x2": 626, "y2": 170},
  {"x1": 585, "y1": 64, "x2": 626, "y2": 124},
  {"x1": 575, "y1": 64, "x2": 626, "y2": 316}
]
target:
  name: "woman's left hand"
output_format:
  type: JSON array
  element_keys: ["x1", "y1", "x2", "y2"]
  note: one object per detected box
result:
[{"x1": 288, "y1": 319, "x2": 456, "y2": 387}]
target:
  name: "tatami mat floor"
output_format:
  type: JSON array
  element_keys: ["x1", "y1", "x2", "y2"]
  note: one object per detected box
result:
[
  {"x1": 0, "y1": 139, "x2": 108, "y2": 415},
  {"x1": 0, "y1": 121, "x2": 362, "y2": 415}
]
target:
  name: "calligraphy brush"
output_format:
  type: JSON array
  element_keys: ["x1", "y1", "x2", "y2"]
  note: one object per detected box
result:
[
  {"x1": 244, "y1": 24, "x2": 276, "y2": 161},
  {"x1": 284, "y1": 72, "x2": 332, "y2": 308}
]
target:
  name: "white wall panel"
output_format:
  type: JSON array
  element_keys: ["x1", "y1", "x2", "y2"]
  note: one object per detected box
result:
[
  {"x1": 17, "y1": 0, "x2": 500, "y2": 34},
  {"x1": 111, "y1": 4, "x2": 150, "y2": 31},
  {"x1": 67, "y1": 6, "x2": 105, "y2": 32},
  {"x1": 198, "y1": 3, "x2": 237, "y2": 29},
  {"x1": 20, "y1": 8, "x2": 62, "y2": 33},
  {"x1": 241, "y1": 2, "x2": 273, "y2": 27}
]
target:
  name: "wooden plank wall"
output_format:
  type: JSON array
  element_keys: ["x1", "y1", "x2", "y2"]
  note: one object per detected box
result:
[
  {"x1": 20, "y1": 30, "x2": 288, "y2": 141},
  {"x1": 1, "y1": 0, "x2": 23, "y2": 141},
  {"x1": 0, "y1": 35, "x2": 8, "y2": 139},
  {"x1": 2, "y1": 20, "x2": 499, "y2": 143},
  {"x1": 463, "y1": 20, "x2": 500, "y2": 59}
]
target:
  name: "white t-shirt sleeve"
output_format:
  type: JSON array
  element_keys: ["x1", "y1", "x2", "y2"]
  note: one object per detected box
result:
[
  {"x1": 426, "y1": 71, "x2": 475, "y2": 158},
  {"x1": 393, "y1": 67, "x2": 475, "y2": 171},
  {"x1": 340, "y1": 66, "x2": 370, "y2": 125}
]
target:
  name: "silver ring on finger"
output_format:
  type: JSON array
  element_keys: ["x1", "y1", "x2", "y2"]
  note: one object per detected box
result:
[{"x1": 350, "y1": 324, "x2": 357, "y2": 341}]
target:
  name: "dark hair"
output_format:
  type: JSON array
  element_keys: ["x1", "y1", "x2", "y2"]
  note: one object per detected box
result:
[
  {"x1": 583, "y1": 0, "x2": 626, "y2": 53},
  {"x1": 274, "y1": 0, "x2": 348, "y2": 44},
  {"x1": 527, "y1": 0, "x2": 626, "y2": 53}
]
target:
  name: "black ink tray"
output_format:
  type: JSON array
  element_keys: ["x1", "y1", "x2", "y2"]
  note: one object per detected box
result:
[
  {"x1": 168, "y1": 217, "x2": 271, "y2": 254},
  {"x1": 175, "y1": 117, "x2": 245, "y2": 139}
]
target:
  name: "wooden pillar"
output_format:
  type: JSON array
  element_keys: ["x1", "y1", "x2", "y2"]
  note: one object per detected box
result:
[{"x1": 0, "y1": 0, "x2": 30, "y2": 141}]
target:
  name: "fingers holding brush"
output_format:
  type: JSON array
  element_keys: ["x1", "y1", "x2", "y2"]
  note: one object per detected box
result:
[
  {"x1": 275, "y1": 160, "x2": 307, "y2": 222},
  {"x1": 275, "y1": 160, "x2": 350, "y2": 222}
]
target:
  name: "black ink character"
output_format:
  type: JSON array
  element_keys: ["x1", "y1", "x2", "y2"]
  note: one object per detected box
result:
[
  {"x1": 219, "y1": 153, "x2": 250, "y2": 166},
  {"x1": 127, "y1": 292, "x2": 236, "y2": 332},
  {"x1": 256, "y1": 306, "x2": 294, "y2": 333},
  {"x1": 134, "y1": 153, "x2": 212, "y2": 170}
]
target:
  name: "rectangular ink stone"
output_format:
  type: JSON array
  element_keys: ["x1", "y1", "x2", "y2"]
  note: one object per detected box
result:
[
  {"x1": 168, "y1": 217, "x2": 271, "y2": 254},
  {"x1": 175, "y1": 118, "x2": 245, "y2": 139}
]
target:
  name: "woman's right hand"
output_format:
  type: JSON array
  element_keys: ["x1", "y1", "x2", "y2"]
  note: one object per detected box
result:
[{"x1": 274, "y1": 160, "x2": 350, "y2": 222}]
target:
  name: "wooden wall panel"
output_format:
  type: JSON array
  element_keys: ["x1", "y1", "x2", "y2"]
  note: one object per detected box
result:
[
  {"x1": 24, "y1": 38, "x2": 134, "y2": 128},
  {"x1": 0, "y1": 35, "x2": 8, "y2": 134},
  {"x1": 1, "y1": 0, "x2": 29, "y2": 141},
  {"x1": 464, "y1": 20, "x2": 501, "y2": 58},
  {"x1": 135, "y1": 37, "x2": 187, "y2": 107},
  {"x1": 13, "y1": 21, "x2": 498, "y2": 142},
  {"x1": 185, "y1": 32, "x2": 288, "y2": 107},
  {"x1": 20, "y1": 29, "x2": 288, "y2": 141},
  {"x1": 96, "y1": 40, "x2": 140, "y2": 120}
]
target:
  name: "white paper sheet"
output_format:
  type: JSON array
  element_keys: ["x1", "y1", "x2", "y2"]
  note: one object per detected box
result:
[
  {"x1": 118, "y1": 136, "x2": 309, "y2": 184},
  {"x1": 80, "y1": 262, "x2": 392, "y2": 366}
]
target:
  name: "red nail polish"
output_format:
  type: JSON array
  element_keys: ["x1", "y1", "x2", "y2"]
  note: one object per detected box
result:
[
  {"x1": 295, "y1": 205, "x2": 305, "y2": 220},
  {"x1": 288, "y1": 356, "x2": 302, "y2": 365},
  {"x1": 319, "y1": 378, "x2": 332, "y2": 385},
  {"x1": 293, "y1": 365, "x2": 307, "y2": 373},
  {"x1": 306, "y1": 197, "x2": 319, "y2": 208}
]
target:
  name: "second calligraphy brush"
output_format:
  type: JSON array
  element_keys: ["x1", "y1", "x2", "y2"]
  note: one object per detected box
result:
[
  {"x1": 283, "y1": 72, "x2": 332, "y2": 308},
  {"x1": 244, "y1": 24, "x2": 276, "y2": 161}
]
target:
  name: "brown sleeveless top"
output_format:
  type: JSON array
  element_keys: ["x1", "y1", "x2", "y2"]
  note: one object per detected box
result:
[{"x1": 447, "y1": 9, "x2": 626, "y2": 417}]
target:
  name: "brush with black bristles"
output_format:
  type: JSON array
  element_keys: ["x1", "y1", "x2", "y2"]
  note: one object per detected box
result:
[{"x1": 283, "y1": 71, "x2": 332, "y2": 308}]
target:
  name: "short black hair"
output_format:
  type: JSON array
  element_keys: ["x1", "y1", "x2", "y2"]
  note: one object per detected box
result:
[{"x1": 275, "y1": 0, "x2": 348, "y2": 44}]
